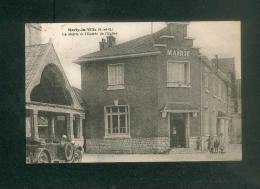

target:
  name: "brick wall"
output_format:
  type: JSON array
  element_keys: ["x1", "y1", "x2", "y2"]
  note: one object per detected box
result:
[
  {"x1": 83, "y1": 56, "x2": 159, "y2": 139},
  {"x1": 85, "y1": 137, "x2": 170, "y2": 154}
]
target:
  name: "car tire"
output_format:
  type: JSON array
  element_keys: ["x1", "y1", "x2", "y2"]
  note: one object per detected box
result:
[
  {"x1": 73, "y1": 149, "x2": 82, "y2": 163},
  {"x1": 64, "y1": 143, "x2": 74, "y2": 161},
  {"x1": 37, "y1": 150, "x2": 50, "y2": 163}
]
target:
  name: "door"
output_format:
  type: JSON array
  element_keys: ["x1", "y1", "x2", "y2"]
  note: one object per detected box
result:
[{"x1": 170, "y1": 113, "x2": 186, "y2": 148}]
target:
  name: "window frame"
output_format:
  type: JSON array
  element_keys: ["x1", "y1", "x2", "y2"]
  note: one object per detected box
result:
[
  {"x1": 104, "y1": 105, "x2": 130, "y2": 138},
  {"x1": 107, "y1": 63, "x2": 125, "y2": 90},
  {"x1": 166, "y1": 60, "x2": 191, "y2": 88},
  {"x1": 212, "y1": 76, "x2": 218, "y2": 98},
  {"x1": 37, "y1": 116, "x2": 49, "y2": 139}
]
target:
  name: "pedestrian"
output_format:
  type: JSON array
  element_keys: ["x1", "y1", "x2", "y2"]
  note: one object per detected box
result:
[
  {"x1": 196, "y1": 136, "x2": 202, "y2": 151},
  {"x1": 206, "y1": 136, "x2": 214, "y2": 153},
  {"x1": 219, "y1": 133, "x2": 225, "y2": 153},
  {"x1": 210, "y1": 136, "x2": 214, "y2": 153},
  {"x1": 214, "y1": 135, "x2": 220, "y2": 153}
]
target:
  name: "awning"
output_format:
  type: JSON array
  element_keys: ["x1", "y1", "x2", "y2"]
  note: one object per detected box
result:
[
  {"x1": 217, "y1": 111, "x2": 230, "y2": 119},
  {"x1": 161, "y1": 102, "x2": 199, "y2": 113}
]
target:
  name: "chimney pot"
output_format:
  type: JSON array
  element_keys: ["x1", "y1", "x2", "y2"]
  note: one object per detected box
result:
[{"x1": 106, "y1": 35, "x2": 116, "y2": 48}]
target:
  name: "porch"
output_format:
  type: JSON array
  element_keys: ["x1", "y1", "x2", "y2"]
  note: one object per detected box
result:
[{"x1": 26, "y1": 101, "x2": 85, "y2": 147}]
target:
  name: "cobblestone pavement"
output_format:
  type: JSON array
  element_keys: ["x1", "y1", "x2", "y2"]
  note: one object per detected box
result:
[{"x1": 82, "y1": 144, "x2": 242, "y2": 163}]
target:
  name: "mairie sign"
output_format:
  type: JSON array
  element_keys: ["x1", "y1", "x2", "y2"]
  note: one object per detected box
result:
[{"x1": 167, "y1": 49, "x2": 190, "y2": 57}]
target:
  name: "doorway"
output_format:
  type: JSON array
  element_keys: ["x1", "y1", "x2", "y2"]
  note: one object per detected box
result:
[{"x1": 170, "y1": 113, "x2": 186, "y2": 148}]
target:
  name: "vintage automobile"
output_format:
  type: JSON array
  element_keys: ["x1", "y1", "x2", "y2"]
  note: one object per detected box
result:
[{"x1": 26, "y1": 137, "x2": 83, "y2": 163}]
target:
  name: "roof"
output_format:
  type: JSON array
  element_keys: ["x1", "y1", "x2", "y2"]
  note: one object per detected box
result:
[
  {"x1": 162, "y1": 102, "x2": 199, "y2": 113},
  {"x1": 76, "y1": 27, "x2": 168, "y2": 62},
  {"x1": 212, "y1": 57, "x2": 235, "y2": 74},
  {"x1": 72, "y1": 87, "x2": 84, "y2": 105},
  {"x1": 25, "y1": 43, "x2": 50, "y2": 89},
  {"x1": 25, "y1": 41, "x2": 84, "y2": 110}
]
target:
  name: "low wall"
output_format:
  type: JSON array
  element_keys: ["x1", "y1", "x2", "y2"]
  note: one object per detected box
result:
[{"x1": 85, "y1": 137, "x2": 170, "y2": 154}]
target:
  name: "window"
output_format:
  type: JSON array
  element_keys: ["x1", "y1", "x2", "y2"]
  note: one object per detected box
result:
[
  {"x1": 212, "y1": 76, "x2": 217, "y2": 97},
  {"x1": 218, "y1": 79, "x2": 222, "y2": 98},
  {"x1": 26, "y1": 116, "x2": 32, "y2": 137},
  {"x1": 204, "y1": 73, "x2": 209, "y2": 92},
  {"x1": 167, "y1": 61, "x2": 190, "y2": 87},
  {"x1": 223, "y1": 84, "x2": 227, "y2": 102},
  {"x1": 38, "y1": 116, "x2": 49, "y2": 138},
  {"x1": 104, "y1": 105, "x2": 130, "y2": 137},
  {"x1": 108, "y1": 64, "x2": 124, "y2": 90}
]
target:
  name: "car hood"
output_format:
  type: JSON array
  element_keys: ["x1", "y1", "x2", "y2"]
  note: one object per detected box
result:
[{"x1": 26, "y1": 137, "x2": 46, "y2": 145}]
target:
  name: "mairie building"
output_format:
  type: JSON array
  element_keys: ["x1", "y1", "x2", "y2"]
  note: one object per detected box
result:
[{"x1": 74, "y1": 22, "x2": 237, "y2": 153}]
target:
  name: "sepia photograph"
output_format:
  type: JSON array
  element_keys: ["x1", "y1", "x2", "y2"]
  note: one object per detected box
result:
[{"x1": 25, "y1": 21, "x2": 241, "y2": 163}]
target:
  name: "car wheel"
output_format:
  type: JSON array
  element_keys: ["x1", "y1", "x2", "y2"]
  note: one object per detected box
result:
[
  {"x1": 64, "y1": 143, "x2": 74, "y2": 161},
  {"x1": 73, "y1": 149, "x2": 82, "y2": 163},
  {"x1": 37, "y1": 151, "x2": 50, "y2": 163}
]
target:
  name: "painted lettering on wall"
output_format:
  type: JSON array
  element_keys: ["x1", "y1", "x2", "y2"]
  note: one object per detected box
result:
[{"x1": 167, "y1": 49, "x2": 190, "y2": 57}]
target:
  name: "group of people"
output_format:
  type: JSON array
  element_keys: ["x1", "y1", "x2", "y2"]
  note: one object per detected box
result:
[{"x1": 206, "y1": 133, "x2": 225, "y2": 153}]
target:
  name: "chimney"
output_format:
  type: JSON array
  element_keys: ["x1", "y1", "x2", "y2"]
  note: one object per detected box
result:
[
  {"x1": 107, "y1": 35, "x2": 116, "y2": 47},
  {"x1": 99, "y1": 38, "x2": 108, "y2": 50},
  {"x1": 99, "y1": 36, "x2": 116, "y2": 50},
  {"x1": 166, "y1": 22, "x2": 189, "y2": 39}
]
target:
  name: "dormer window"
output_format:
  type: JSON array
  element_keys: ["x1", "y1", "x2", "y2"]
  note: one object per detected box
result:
[{"x1": 107, "y1": 63, "x2": 124, "y2": 90}]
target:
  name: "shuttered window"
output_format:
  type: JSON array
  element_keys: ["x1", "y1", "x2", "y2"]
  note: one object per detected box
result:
[
  {"x1": 167, "y1": 61, "x2": 190, "y2": 87},
  {"x1": 108, "y1": 64, "x2": 124, "y2": 90}
]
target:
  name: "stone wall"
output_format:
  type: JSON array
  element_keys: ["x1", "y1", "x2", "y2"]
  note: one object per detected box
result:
[{"x1": 85, "y1": 137, "x2": 170, "y2": 154}]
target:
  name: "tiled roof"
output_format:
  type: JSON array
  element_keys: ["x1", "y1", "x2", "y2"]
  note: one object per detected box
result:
[
  {"x1": 72, "y1": 87, "x2": 85, "y2": 105},
  {"x1": 218, "y1": 58, "x2": 235, "y2": 73},
  {"x1": 76, "y1": 27, "x2": 167, "y2": 62},
  {"x1": 25, "y1": 43, "x2": 50, "y2": 89},
  {"x1": 212, "y1": 57, "x2": 235, "y2": 74}
]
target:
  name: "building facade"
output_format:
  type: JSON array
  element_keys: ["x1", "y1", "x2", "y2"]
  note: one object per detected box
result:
[
  {"x1": 25, "y1": 24, "x2": 85, "y2": 148},
  {"x1": 75, "y1": 22, "x2": 236, "y2": 153}
]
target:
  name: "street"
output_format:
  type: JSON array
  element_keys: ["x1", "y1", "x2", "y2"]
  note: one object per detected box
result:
[{"x1": 82, "y1": 144, "x2": 242, "y2": 163}]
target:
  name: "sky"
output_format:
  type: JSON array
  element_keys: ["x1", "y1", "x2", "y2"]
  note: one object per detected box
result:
[{"x1": 41, "y1": 21, "x2": 241, "y2": 89}]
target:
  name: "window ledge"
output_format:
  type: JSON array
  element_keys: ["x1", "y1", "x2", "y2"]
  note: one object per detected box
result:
[
  {"x1": 167, "y1": 83, "x2": 191, "y2": 88},
  {"x1": 104, "y1": 135, "x2": 131, "y2": 139},
  {"x1": 107, "y1": 85, "x2": 125, "y2": 90}
]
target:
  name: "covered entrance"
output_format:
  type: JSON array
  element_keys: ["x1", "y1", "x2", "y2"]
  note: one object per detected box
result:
[
  {"x1": 169, "y1": 113, "x2": 188, "y2": 148},
  {"x1": 162, "y1": 102, "x2": 199, "y2": 149},
  {"x1": 217, "y1": 112, "x2": 230, "y2": 144}
]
